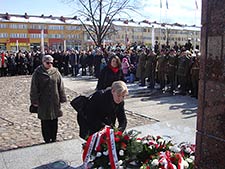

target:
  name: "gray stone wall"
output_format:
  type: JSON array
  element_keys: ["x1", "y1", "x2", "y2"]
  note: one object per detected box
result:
[{"x1": 195, "y1": 0, "x2": 225, "y2": 168}]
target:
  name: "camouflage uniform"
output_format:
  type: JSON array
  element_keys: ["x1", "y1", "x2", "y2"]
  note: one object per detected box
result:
[
  {"x1": 156, "y1": 51, "x2": 167, "y2": 90},
  {"x1": 145, "y1": 50, "x2": 157, "y2": 89},
  {"x1": 176, "y1": 51, "x2": 191, "y2": 95},
  {"x1": 136, "y1": 50, "x2": 147, "y2": 86},
  {"x1": 190, "y1": 56, "x2": 200, "y2": 98},
  {"x1": 167, "y1": 50, "x2": 178, "y2": 92}
]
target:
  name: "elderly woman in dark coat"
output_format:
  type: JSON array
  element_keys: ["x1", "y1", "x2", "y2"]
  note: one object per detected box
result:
[
  {"x1": 30, "y1": 55, "x2": 67, "y2": 143},
  {"x1": 96, "y1": 55, "x2": 125, "y2": 90},
  {"x1": 79, "y1": 80, "x2": 128, "y2": 139}
]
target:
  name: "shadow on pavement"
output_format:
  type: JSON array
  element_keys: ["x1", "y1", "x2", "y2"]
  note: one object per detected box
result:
[{"x1": 33, "y1": 160, "x2": 84, "y2": 169}]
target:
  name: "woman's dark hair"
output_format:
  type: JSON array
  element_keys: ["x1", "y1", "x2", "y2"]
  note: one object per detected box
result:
[{"x1": 108, "y1": 55, "x2": 121, "y2": 68}]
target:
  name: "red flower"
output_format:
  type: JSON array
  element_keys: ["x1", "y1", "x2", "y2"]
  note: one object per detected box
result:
[
  {"x1": 115, "y1": 137, "x2": 120, "y2": 142},
  {"x1": 115, "y1": 131, "x2": 123, "y2": 136},
  {"x1": 121, "y1": 142, "x2": 127, "y2": 149},
  {"x1": 157, "y1": 136, "x2": 161, "y2": 139},
  {"x1": 123, "y1": 135, "x2": 129, "y2": 141}
]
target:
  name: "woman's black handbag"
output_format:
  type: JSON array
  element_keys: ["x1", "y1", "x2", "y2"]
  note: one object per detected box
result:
[
  {"x1": 29, "y1": 105, "x2": 38, "y2": 113},
  {"x1": 70, "y1": 95, "x2": 89, "y2": 114}
]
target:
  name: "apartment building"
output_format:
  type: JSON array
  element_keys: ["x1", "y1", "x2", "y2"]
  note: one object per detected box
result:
[{"x1": 0, "y1": 13, "x2": 200, "y2": 51}]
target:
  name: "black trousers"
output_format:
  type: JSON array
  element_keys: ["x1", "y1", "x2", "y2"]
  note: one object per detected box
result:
[{"x1": 41, "y1": 119, "x2": 58, "y2": 143}]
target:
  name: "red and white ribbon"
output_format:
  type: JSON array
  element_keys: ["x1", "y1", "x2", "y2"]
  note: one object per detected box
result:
[
  {"x1": 82, "y1": 132, "x2": 98, "y2": 168},
  {"x1": 106, "y1": 127, "x2": 119, "y2": 169},
  {"x1": 82, "y1": 127, "x2": 119, "y2": 169}
]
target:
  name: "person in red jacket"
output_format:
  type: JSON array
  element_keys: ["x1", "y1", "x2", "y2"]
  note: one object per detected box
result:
[{"x1": 96, "y1": 55, "x2": 125, "y2": 90}]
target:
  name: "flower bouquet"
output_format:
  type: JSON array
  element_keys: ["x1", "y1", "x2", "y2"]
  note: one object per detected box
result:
[{"x1": 82, "y1": 127, "x2": 195, "y2": 169}]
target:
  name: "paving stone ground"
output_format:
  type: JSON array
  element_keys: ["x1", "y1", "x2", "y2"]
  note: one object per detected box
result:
[{"x1": 0, "y1": 76, "x2": 153, "y2": 152}]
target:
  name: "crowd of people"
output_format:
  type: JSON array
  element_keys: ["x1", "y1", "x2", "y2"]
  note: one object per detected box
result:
[
  {"x1": 0, "y1": 40, "x2": 201, "y2": 142},
  {"x1": 1, "y1": 40, "x2": 200, "y2": 99}
]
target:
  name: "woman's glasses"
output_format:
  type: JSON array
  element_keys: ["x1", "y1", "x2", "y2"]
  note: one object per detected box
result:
[{"x1": 46, "y1": 62, "x2": 53, "y2": 65}]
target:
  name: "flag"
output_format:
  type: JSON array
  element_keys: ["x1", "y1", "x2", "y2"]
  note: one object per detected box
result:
[
  {"x1": 166, "y1": 0, "x2": 168, "y2": 9},
  {"x1": 160, "y1": 0, "x2": 162, "y2": 8},
  {"x1": 195, "y1": 0, "x2": 198, "y2": 10}
]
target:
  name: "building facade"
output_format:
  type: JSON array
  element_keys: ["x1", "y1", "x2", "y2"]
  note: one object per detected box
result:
[{"x1": 0, "y1": 13, "x2": 201, "y2": 52}]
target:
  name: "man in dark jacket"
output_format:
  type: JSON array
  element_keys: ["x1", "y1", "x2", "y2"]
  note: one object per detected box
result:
[
  {"x1": 79, "y1": 80, "x2": 128, "y2": 140},
  {"x1": 30, "y1": 55, "x2": 67, "y2": 143}
]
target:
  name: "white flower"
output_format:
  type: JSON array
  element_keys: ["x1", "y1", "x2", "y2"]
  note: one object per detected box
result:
[
  {"x1": 151, "y1": 159, "x2": 159, "y2": 166},
  {"x1": 136, "y1": 139, "x2": 141, "y2": 143},
  {"x1": 142, "y1": 140, "x2": 148, "y2": 144},
  {"x1": 172, "y1": 164, "x2": 177, "y2": 169},
  {"x1": 186, "y1": 157, "x2": 194, "y2": 163},
  {"x1": 183, "y1": 160, "x2": 189, "y2": 168},
  {"x1": 119, "y1": 150, "x2": 124, "y2": 156},
  {"x1": 118, "y1": 160, "x2": 123, "y2": 166},
  {"x1": 96, "y1": 152, "x2": 102, "y2": 157},
  {"x1": 148, "y1": 145, "x2": 154, "y2": 149},
  {"x1": 184, "y1": 147, "x2": 192, "y2": 153},
  {"x1": 103, "y1": 150, "x2": 108, "y2": 156},
  {"x1": 158, "y1": 138, "x2": 164, "y2": 143},
  {"x1": 169, "y1": 146, "x2": 181, "y2": 153},
  {"x1": 189, "y1": 155, "x2": 195, "y2": 161},
  {"x1": 98, "y1": 167, "x2": 103, "y2": 169}
]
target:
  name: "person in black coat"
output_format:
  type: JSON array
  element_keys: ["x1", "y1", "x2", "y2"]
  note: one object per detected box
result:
[
  {"x1": 79, "y1": 80, "x2": 128, "y2": 139},
  {"x1": 96, "y1": 55, "x2": 125, "y2": 90}
]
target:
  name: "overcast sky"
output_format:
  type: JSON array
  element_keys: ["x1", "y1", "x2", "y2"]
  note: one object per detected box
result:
[{"x1": 0, "y1": 0, "x2": 201, "y2": 26}]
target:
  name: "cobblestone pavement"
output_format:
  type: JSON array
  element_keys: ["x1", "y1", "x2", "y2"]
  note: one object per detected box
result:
[{"x1": 0, "y1": 76, "x2": 153, "y2": 152}]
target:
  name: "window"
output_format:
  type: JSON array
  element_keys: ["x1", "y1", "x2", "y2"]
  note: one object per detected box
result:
[
  {"x1": 0, "y1": 24, "x2": 7, "y2": 29},
  {"x1": 18, "y1": 24, "x2": 27, "y2": 29},
  {"x1": 48, "y1": 34, "x2": 64, "y2": 38},
  {"x1": 48, "y1": 25, "x2": 64, "y2": 30},
  {"x1": 67, "y1": 34, "x2": 81, "y2": 39},
  {"x1": 66, "y1": 26, "x2": 81, "y2": 30},
  {"x1": 9, "y1": 24, "x2": 26, "y2": 30},
  {"x1": 29, "y1": 24, "x2": 46, "y2": 29},
  {"x1": 0, "y1": 33, "x2": 8, "y2": 38},
  {"x1": 10, "y1": 33, "x2": 27, "y2": 38}
]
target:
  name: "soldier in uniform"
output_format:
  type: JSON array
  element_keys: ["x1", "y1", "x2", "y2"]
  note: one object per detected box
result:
[
  {"x1": 145, "y1": 49, "x2": 157, "y2": 89},
  {"x1": 176, "y1": 50, "x2": 191, "y2": 95},
  {"x1": 156, "y1": 50, "x2": 167, "y2": 90},
  {"x1": 190, "y1": 52, "x2": 200, "y2": 98},
  {"x1": 136, "y1": 48, "x2": 147, "y2": 86},
  {"x1": 167, "y1": 48, "x2": 178, "y2": 93}
]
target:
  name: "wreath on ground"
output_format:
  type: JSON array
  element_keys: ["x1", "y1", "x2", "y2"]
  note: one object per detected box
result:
[{"x1": 82, "y1": 127, "x2": 195, "y2": 169}]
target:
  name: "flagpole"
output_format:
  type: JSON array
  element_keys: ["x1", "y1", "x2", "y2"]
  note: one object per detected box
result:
[
  {"x1": 16, "y1": 40, "x2": 18, "y2": 52},
  {"x1": 159, "y1": 0, "x2": 162, "y2": 46},
  {"x1": 41, "y1": 29, "x2": 44, "y2": 54},
  {"x1": 151, "y1": 26, "x2": 155, "y2": 50},
  {"x1": 194, "y1": 0, "x2": 198, "y2": 50},
  {"x1": 64, "y1": 40, "x2": 66, "y2": 52}
]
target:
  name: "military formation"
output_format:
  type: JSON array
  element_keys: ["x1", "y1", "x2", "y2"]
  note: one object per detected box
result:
[{"x1": 0, "y1": 40, "x2": 200, "y2": 98}]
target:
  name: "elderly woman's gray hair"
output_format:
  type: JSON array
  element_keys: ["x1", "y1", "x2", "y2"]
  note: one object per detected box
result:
[
  {"x1": 111, "y1": 80, "x2": 128, "y2": 95},
  {"x1": 42, "y1": 55, "x2": 54, "y2": 62}
]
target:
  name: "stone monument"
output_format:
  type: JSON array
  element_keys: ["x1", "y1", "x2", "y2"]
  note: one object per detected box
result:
[{"x1": 195, "y1": 0, "x2": 225, "y2": 168}]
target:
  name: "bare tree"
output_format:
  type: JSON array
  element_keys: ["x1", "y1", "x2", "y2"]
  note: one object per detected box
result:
[{"x1": 63, "y1": 0, "x2": 137, "y2": 48}]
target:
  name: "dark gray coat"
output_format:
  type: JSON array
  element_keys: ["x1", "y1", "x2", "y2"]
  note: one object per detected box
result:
[{"x1": 30, "y1": 65, "x2": 67, "y2": 120}]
